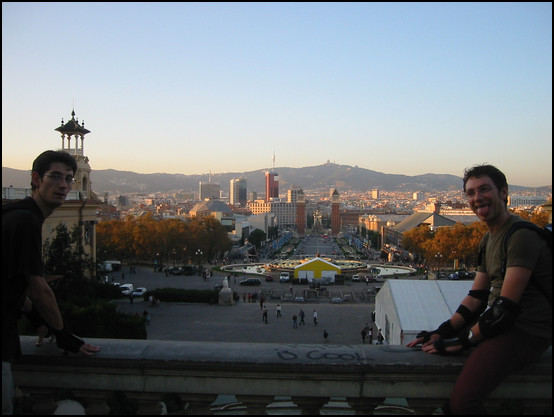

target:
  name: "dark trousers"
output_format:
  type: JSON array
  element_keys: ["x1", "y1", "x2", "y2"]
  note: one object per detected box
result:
[{"x1": 448, "y1": 327, "x2": 550, "y2": 414}]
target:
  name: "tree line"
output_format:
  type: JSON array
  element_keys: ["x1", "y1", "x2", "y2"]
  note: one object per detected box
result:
[
  {"x1": 401, "y1": 210, "x2": 550, "y2": 270},
  {"x1": 96, "y1": 213, "x2": 233, "y2": 267}
]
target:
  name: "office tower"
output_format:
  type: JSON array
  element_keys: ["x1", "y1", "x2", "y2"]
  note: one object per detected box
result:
[
  {"x1": 265, "y1": 170, "x2": 279, "y2": 202},
  {"x1": 230, "y1": 178, "x2": 247, "y2": 207}
]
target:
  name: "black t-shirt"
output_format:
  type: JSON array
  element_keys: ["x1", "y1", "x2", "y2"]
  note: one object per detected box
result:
[{"x1": 2, "y1": 197, "x2": 44, "y2": 362}]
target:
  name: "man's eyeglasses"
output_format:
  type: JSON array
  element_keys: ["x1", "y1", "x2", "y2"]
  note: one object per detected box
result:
[
  {"x1": 465, "y1": 185, "x2": 494, "y2": 198},
  {"x1": 44, "y1": 172, "x2": 75, "y2": 185}
]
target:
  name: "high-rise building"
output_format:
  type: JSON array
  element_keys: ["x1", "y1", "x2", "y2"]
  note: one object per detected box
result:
[
  {"x1": 199, "y1": 181, "x2": 220, "y2": 201},
  {"x1": 265, "y1": 170, "x2": 279, "y2": 202},
  {"x1": 287, "y1": 185, "x2": 303, "y2": 204},
  {"x1": 230, "y1": 178, "x2": 247, "y2": 207}
]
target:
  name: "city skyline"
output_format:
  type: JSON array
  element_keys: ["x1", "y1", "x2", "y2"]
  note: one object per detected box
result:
[{"x1": 2, "y1": 3, "x2": 552, "y2": 187}]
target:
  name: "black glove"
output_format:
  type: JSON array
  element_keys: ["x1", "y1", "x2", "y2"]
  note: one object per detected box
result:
[
  {"x1": 414, "y1": 319, "x2": 458, "y2": 345},
  {"x1": 433, "y1": 328, "x2": 478, "y2": 355},
  {"x1": 54, "y1": 327, "x2": 85, "y2": 353}
]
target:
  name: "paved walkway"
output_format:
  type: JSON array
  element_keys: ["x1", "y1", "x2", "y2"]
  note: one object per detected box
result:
[{"x1": 112, "y1": 266, "x2": 380, "y2": 345}]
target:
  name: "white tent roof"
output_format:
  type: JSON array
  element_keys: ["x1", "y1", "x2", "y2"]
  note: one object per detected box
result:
[{"x1": 384, "y1": 280, "x2": 473, "y2": 332}]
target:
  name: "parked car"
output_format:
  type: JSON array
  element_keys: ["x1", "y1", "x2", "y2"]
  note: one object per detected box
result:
[
  {"x1": 351, "y1": 275, "x2": 360, "y2": 282},
  {"x1": 265, "y1": 275, "x2": 273, "y2": 282},
  {"x1": 120, "y1": 283, "x2": 134, "y2": 295},
  {"x1": 331, "y1": 297, "x2": 343, "y2": 303},
  {"x1": 239, "y1": 278, "x2": 261, "y2": 286},
  {"x1": 131, "y1": 287, "x2": 147, "y2": 297},
  {"x1": 279, "y1": 272, "x2": 290, "y2": 283}
]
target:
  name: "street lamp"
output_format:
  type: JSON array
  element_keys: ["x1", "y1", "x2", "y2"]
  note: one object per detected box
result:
[
  {"x1": 435, "y1": 253, "x2": 443, "y2": 277},
  {"x1": 196, "y1": 249, "x2": 203, "y2": 276}
]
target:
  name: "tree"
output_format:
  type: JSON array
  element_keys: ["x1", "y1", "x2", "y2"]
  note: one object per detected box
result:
[
  {"x1": 43, "y1": 223, "x2": 94, "y2": 304},
  {"x1": 248, "y1": 229, "x2": 266, "y2": 249}
]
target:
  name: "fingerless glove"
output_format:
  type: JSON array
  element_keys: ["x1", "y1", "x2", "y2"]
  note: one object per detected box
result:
[{"x1": 54, "y1": 327, "x2": 85, "y2": 353}]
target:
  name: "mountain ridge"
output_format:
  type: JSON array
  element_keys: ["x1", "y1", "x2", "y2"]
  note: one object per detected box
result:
[{"x1": 3, "y1": 163, "x2": 550, "y2": 195}]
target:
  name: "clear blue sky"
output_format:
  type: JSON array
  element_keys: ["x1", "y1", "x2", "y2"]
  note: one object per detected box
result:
[{"x1": 2, "y1": 2, "x2": 552, "y2": 187}]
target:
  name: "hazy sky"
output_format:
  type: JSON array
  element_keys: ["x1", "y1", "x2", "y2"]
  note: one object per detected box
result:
[{"x1": 2, "y1": 2, "x2": 552, "y2": 187}]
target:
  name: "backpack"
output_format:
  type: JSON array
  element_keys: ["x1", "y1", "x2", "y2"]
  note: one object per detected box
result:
[{"x1": 478, "y1": 221, "x2": 552, "y2": 304}]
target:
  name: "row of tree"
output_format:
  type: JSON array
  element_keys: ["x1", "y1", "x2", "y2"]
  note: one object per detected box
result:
[
  {"x1": 96, "y1": 213, "x2": 233, "y2": 267},
  {"x1": 402, "y1": 210, "x2": 550, "y2": 269}
]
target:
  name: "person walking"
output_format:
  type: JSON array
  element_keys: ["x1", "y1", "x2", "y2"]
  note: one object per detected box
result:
[
  {"x1": 276, "y1": 304, "x2": 282, "y2": 318},
  {"x1": 299, "y1": 309, "x2": 305, "y2": 325},
  {"x1": 323, "y1": 329, "x2": 329, "y2": 343},
  {"x1": 368, "y1": 327, "x2": 374, "y2": 345},
  {"x1": 407, "y1": 164, "x2": 552, "y2": 415},
  {"x1": 361, "y1": 323, "x2": 370, "y2": 343},
  {"x1": 313, "y1": 309, "x2": 318, "y2": 326},
  {"x1": 292, "y1": 314, "x2": 298, "y2": 329},
  {"x1": 2, "y1": 151, "x2": 101, "y2": 414},
  {"x1": 262, "y1": 306, "x2": 268, "y2": 324}
]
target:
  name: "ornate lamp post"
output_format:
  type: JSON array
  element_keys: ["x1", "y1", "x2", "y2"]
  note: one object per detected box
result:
[
  {"x1": 196, "y1": 249, "x2": 203, "y2": 276},
  {"x1": 435, "y1": 253, "x2": 443, "y2": 277}
]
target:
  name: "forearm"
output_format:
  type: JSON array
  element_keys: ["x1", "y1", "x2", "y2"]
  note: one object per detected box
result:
[{"x1": 26, "y1": 276, "x2": 64, "y2": 331}]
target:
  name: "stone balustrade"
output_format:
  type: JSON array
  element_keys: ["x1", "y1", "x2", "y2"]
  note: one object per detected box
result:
[{"x1": 13, "y1": 336, "x2": 551, "y2": 414}]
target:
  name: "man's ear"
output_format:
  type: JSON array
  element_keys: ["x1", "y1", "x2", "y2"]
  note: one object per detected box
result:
[
  {"x1": 500, "y1": 186, "x2": 509, "y2": 205},
  {"x1": 31, "y1": 171, "x2": 41, "y2": 189}
]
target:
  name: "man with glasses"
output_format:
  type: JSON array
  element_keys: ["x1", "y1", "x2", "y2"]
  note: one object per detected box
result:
[
  {"x1": 2, "y1": 150, "x2": 100, "y2": 414},
  {"x1": 408, "y1": 164, "x2": 551, "y2": 414}
]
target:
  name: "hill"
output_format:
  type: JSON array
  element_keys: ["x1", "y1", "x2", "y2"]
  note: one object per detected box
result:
[{"x1": 2, "y1": 163, "x2": 549, "y2": 195}]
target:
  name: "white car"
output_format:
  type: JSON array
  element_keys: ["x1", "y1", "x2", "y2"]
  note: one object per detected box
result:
[
  {"x1": 131, "y1": 287, "x2": 147, "y2": 297},
  {"x1": 279, "y1": 272, "x2": 290, "y2": 283},
  {"x1": 352, "y1": 275, "x2": 360, "y2": 282},
  {"x1": 120, "y1": 283, "x2": 134, "y2": 295}
]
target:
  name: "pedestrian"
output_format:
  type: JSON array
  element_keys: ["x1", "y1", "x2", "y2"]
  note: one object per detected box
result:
[
  {"x1": 260, "y1": 295, "x2": 265, "y2": 310},
  {"x1": 377, "y1": 331, "x2": 384, "y2": 344},
  {"x1": 313, "y1": 309, "x2": 318, "y2": 326},
  {"x1": 242, "y1": 293, "x2": 246, "y2": 303},
  {"x1": 2, "y1": 151, "x2": 100, "y2": 414},
  {"x1": 276, "y1": 304, "x2": 282, "y2": 317},
  {"x1": 361, "y1": 323, "x2": 370, "y2": 343},
  {"x1": 292, "y1": 314, "x2": 298, "y2": 329},
  {"x1": 262, "y1": 306, "x2": 268, "y2": 324},
  {"x1": 142, "y1": 310, "x2": 151, "y2": 325},
  {"x1": 368, "y1": 327, "x2": 374, "y2": 344},
  {"x1": 149, "y1": 295, "x2": 154, "y2": 307},
  {"x1": 129, "y1": 294, "x2": 134, "y2": 304},
  {"x1": 323, "y1": 329, "x2": 329, "y2": 343},
  {"x1": 299, "y1": 309, "x2": 305, "y2": 325},
  {"x1": 408, "y1": 164, "x2": 552, "y2": 414}
]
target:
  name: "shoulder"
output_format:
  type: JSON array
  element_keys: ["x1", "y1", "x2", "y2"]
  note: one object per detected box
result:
[{"x1": 2, "y1": 198, "x2": 42, "y2": 223}]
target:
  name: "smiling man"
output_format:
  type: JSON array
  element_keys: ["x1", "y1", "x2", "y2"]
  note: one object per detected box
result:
[
  {"x1": 2, "y1": 150, "x2": 100, "y2": 414},
  {"x1": 407, "y1": 164, "x2": 551, "y2": 415}
]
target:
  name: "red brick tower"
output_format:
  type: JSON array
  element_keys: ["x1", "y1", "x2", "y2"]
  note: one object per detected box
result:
[
  {"x1": 296, "y1": 189, "x2": 306, "y2": 235},
  {"x1": 331, "y1": 188, "x2": 340, "y2": 236}
]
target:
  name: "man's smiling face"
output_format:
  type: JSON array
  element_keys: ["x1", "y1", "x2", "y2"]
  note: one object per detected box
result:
[{"x1": 465, "y1": 175, "x2": 507, "y2": 224}]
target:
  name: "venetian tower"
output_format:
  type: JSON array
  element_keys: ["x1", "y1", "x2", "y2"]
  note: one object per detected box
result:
[
  {"x1": 55, "y1": 109, "x2": 93, "y2": 199},
  {"x1": 330, "y1": 188, "x2": 340, "y2": 236}
]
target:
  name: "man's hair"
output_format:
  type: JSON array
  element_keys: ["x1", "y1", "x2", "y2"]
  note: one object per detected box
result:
[
  {"x1": 462, "y1": 164, "x2": 508, "y2": 194},
  {"x1": 31, "y1": 150, "x2": 78, "y2": 190}
]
